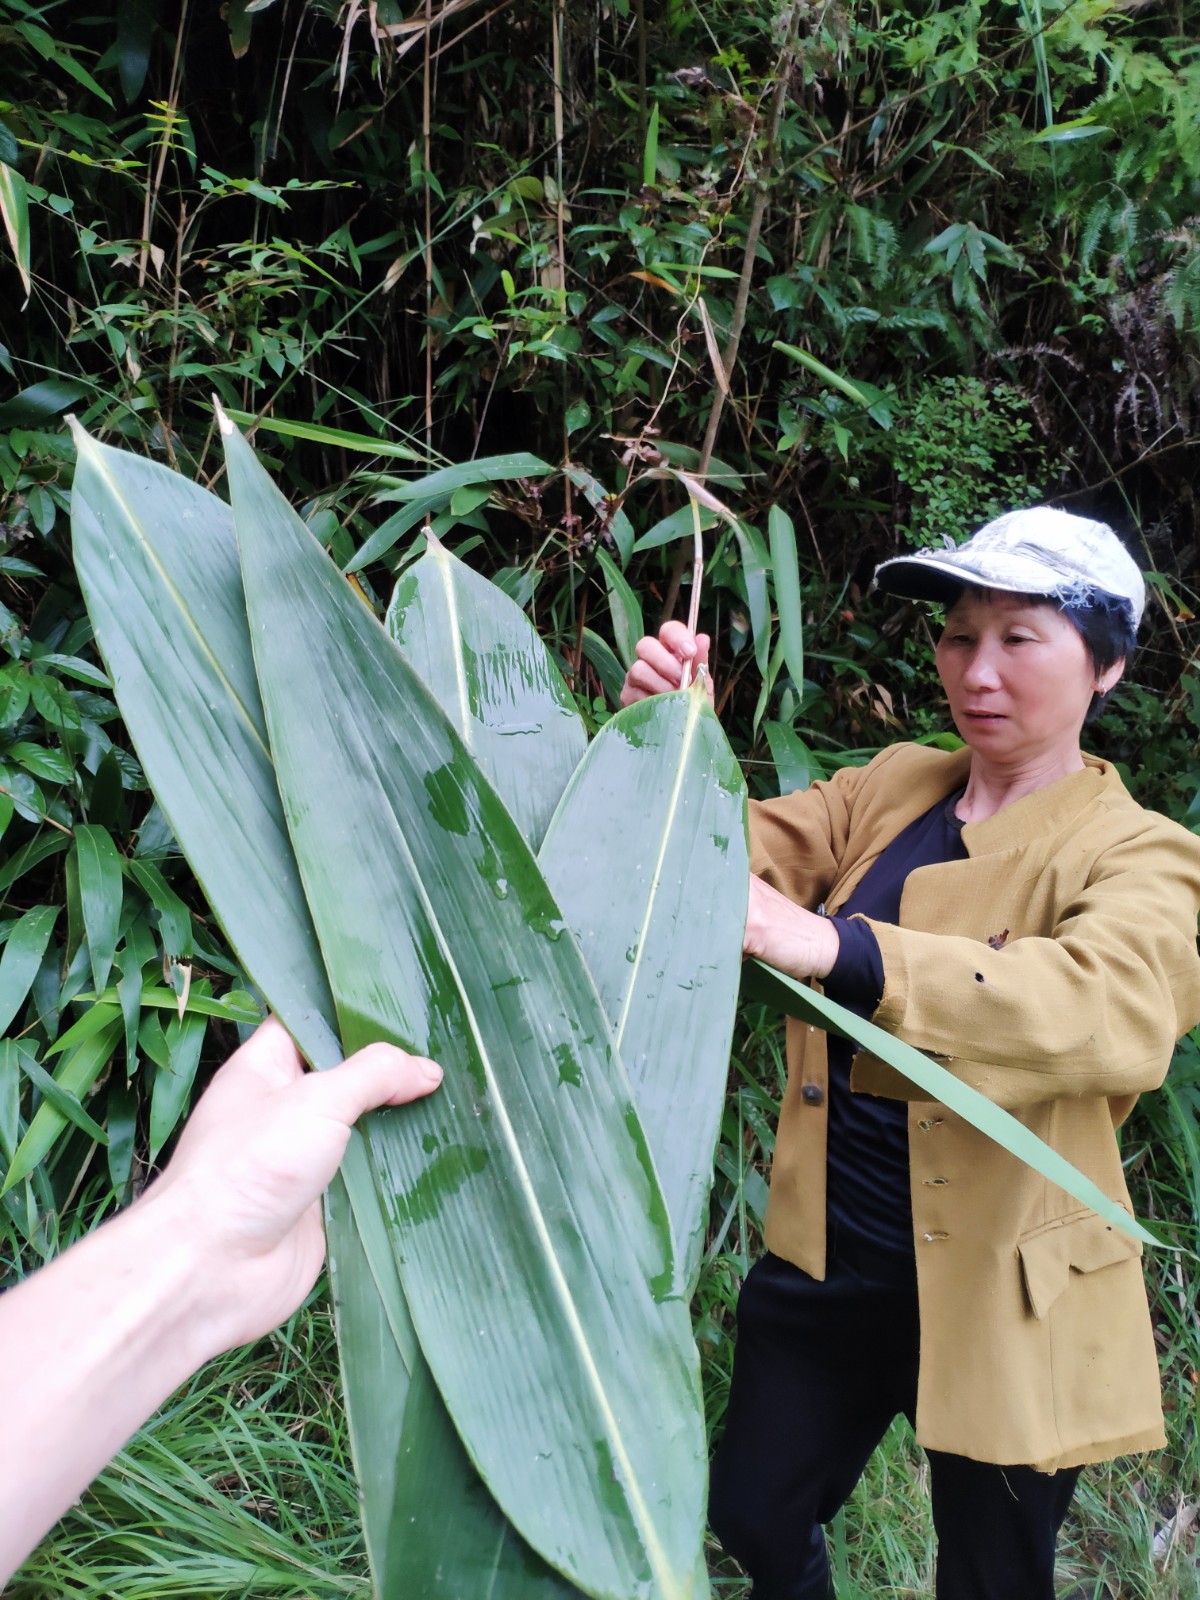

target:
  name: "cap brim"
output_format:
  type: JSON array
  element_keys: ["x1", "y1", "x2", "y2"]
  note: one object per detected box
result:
[{"x1": 872, "y1": 549, "x2": 1076, "y2": 605}]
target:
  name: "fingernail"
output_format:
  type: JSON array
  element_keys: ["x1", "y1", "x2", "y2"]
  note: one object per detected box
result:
[{"x1": 419, "y1": 1059, "x2": 444, "y2": 1086}]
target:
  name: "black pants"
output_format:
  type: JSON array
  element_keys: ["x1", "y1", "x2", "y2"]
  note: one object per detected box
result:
[{"x1": 709, "y1": 1245, "x2": 1080, "y2": 1600}]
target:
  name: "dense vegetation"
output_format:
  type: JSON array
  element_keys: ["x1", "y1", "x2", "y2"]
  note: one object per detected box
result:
[{"x1": 1, "y1": 0, "x2": 1198, "y2": 1594}]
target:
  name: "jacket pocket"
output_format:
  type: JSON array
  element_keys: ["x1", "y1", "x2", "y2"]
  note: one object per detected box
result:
[{"x1": 1017, "y1": 1208, "x2": 1143, "y2": 1321}]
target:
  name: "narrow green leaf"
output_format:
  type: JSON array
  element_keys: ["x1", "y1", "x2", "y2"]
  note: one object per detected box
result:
[
  {"x1": 125, "y1": 860, "x2": 192, "y2": 958},
  {"x1": 768, "y1": 505, "x2": 804, "y2": 692},
  {"x1": 225, "y1": 409, "x2": 429, "y2": 463},
  {"x1": 579, "y1": 627, "x2": 628, "y2": 708},
  {"x1": 74, "y1": 822, "x2": 124, "y2": 994},
  {"x1": 386, "y1": 535, "x2": 586, "y2": 849},
  {"x1": 633, "y1": 503, "x2": 716, "y2": 556},
  {"x1": 541, "y1": 680, "x2": 749, "y2": 1290},
  {"x1": 0, "y1": 1040, "x2": 21, "y2": 1158},
  {"x1": 116, "y1": 0, "x2": 155, "y2": 102},
  {"x1": 0, "y1": 379, "x2": 91, "y2": 429},
  {"x1": 4, "y1": 1029, "x2": 120, "y2": 1188},
  {"x1": 346, "y1": 494, "x2": 446, "y2": 574},
  {"x1": 117, "y1": 953, "x2": 143, "y2": 1078},
  {"x1": 596, "y1": 547, "x2": 644, "y2": 670},
  {"x1": 0, "y1": 161, "x2": 31, "y2": 301},
  {"x1": 149, "y1": 1006, "x2": 206, "y2": 1158},
  {"x1": 0, "y1": 904, "x2": 58, "y2": 1036},
  {"x1": 325, "y1": 1171, "x2": 422, "y2": 1592},
  {"x1": 744, "y1": 960, "x2": 1158, "y2": 1247},
  {"x1": 643, "y1": 101, "x2": 660, "y2": 188},
  {"x1": 763, "y1": 722, "x2": 824, "y2": 794},
  {"x1": 384, "y1": 452, "x2": 553, "y2": 501},
  {"x1": 106, "y1": 1078, "x2": 138, "y2": 1191},
  {"x1": 733, "y1": 521, "x2": 770, "y2": 675},
  {"x1": 772, "y1": 340, "x2": 871, "y2": 407},
  {"x1": 0, "y1": 835, "x2": 68, "y2": 894},
  {"x1": 564, "y1": 467, "x2": 635, "y2": 565},
  {"x1": 222, "y1": 415, "x2": 709, "y2": 1600}
]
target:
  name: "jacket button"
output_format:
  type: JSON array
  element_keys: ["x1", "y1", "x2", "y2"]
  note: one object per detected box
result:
[{"x1": 801, "y1": 1083, "x2": 824, "y2": 1106}]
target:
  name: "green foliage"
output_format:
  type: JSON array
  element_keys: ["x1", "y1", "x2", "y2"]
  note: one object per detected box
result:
[
  {"x1": 890, "y1": 377, "x2": 1063, "y2": 550},
  {"x1": 2, "y1": 0, "x2": 1199, "y2": 1588}
]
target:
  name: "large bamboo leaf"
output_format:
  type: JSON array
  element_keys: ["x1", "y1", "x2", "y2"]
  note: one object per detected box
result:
[
  {"x1": 389, "y1": 1355, "x2": 586, "y2": 1597},
  {"x1": 744, "y1": 959, "x2": 1157, "y2": 1247},
  {"x1": 541, "y1": 681, "x2": 749, "y2": 1291},
  {"x1": 221, "y1": 414, "x2": 709, "y2": 1600},
  {"x1": 385, "y1": 544, "x2": 591, "y2": 1597},
  {"x1": 324, "y1": 1170, "x2": 415, "y2": 1592},
  {"x1": 68, "y1": 427, "x2": 420, "y2": 1594},
  {"x1": 386, "y1": 535, "x2": 586, "y2": 850},
  {"x1": 69, "y1": 427, "x2": 340, "y2": 1068}
]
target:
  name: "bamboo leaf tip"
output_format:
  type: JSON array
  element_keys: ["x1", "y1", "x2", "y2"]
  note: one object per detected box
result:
[{"x1": 213, "y1": 396, "x2": 234, "y2": 436}]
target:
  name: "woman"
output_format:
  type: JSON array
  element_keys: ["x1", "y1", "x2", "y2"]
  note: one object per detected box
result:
[{"x1": 621, "y1": 506, "x2": 1200, "y2": 1600}]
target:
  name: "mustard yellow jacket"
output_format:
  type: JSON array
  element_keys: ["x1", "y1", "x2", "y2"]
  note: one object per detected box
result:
[{"x1": 749, "y1": 742, "x2": 1200, "y2": 1471}]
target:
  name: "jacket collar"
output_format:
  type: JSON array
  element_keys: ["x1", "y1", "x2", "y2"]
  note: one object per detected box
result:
[{"x1": 959, "y1": 752, "x2": 1126, "y2": 856}]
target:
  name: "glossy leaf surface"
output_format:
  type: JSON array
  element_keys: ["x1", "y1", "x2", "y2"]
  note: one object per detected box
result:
[
  {"x1": 744, "y1": 959, "x2": 1156, "y2": 1247},
  {"x1": 68, "y1": 426, "x2": 420, "y2": 1594},
  {"x1": 541, "y1": 681, "x2": 749, "y2": 1290},
  {"x1": 223, "y1": 417, "x2": 709, "y2": 1600},
  {"x1": 386, "y1": 535, "x2": 586, "y2": 850}
]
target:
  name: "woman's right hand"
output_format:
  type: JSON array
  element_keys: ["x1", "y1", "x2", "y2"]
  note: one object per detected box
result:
[{"x1": 620, "y1": 622, "x2": 712, "y2": 707}]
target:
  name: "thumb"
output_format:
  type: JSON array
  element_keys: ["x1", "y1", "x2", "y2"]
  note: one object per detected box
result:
[{"x1": 301, "y1": 1044, "x2": 443, "y2": 1128}]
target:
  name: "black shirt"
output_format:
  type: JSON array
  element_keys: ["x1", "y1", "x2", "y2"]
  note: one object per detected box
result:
[{"x1": 821, "y1": 787, "x2": 968, "y2": 1258}]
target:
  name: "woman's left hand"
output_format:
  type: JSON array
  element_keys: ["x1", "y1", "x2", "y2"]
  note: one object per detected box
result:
[{"x1": 743, "y1": 875, "x2": 840, "y2": 981}]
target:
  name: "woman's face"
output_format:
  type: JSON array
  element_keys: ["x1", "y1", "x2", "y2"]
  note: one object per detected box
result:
[{"x1": 935, "y1": 590, "x2": 1122, "y2": 775}]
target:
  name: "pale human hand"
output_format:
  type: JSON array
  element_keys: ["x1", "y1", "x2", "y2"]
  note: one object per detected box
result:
[
  {"x1": 620, "y1": 621, "x2": 714, "y2": 706},
  {"x1": 143, "y1": 1017, "x2": 443, "y2": 1356},
  {"x1": 743, "y1": 874, "x2": 840, "y2": 981}
]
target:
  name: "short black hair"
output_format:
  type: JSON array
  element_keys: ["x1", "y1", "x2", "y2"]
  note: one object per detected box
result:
[{"x1": 941, "y1": 585, "x2": 1137, "y2": 720}]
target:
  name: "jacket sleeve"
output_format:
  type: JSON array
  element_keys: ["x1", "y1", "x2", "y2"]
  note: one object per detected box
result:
[
  {"x1": 749, "y1": 747, "x2": 899, "y2": 909},
  {"x1": 855, "y1": 818, "x2": 1200, "y2": 1109}
]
